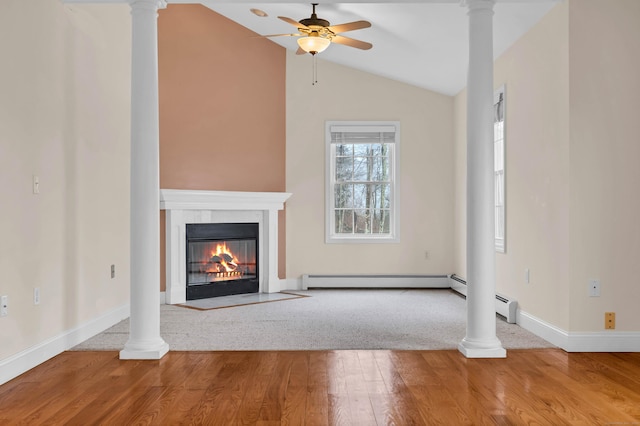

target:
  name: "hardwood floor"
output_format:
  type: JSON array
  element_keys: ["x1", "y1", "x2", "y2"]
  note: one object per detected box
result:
[{"x1": 1, "y1": 349, "x2": 639, "y2": 425}]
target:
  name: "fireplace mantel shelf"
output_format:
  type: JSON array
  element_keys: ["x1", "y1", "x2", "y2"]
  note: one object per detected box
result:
[
  {"x1": 160, "y1": 189, "x2": 291, "y2": 211},
  {"x1": 160, "y1": 189, "x2": 291, "y2": 304}
]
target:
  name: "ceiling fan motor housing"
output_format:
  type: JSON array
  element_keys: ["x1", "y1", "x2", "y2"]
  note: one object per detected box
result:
[{"x1": 299, "y1": 15, "x2": 330, "y2": 29}]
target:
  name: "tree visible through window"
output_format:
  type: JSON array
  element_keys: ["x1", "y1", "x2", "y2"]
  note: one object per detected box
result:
[{"x1": 326, "y1": 122, "x2": 399, "y2": 243}]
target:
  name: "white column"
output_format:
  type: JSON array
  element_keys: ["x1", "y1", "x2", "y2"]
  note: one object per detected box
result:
[
  {"x1": 458, "y1": 0, "x2": 506, "y2": 358},
  {"x1": 120, "y1": 0, "x2": 169, "y2": 360}
]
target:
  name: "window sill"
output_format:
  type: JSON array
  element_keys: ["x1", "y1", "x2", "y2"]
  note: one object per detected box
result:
[{"x1": 326, "y1": 235, "x2": 400, "y2": 244}]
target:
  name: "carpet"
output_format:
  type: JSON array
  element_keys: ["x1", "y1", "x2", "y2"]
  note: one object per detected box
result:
[{"x1": 71, "y1": 289, "x2": 554, "y2": 351}]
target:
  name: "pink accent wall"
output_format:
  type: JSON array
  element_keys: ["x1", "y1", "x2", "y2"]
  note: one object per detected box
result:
[{"x1": 158, "y1": 5, "x2": 287, "y2": 290}]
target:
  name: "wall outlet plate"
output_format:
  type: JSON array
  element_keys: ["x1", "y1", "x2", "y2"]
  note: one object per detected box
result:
[
  {"x1": 1, "y1": 295, "x2": 7, "y2": 317},
  {"x1": 605, "y1": 312, "x2": 615, "y2": 329},
  {"x1": 589, "y1": 279, "x2": 601, "y2": 297}
]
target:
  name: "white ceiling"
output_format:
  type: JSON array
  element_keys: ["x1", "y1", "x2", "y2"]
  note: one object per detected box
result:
[{"x1": 185, "y1": 0, "x2": 558, "y2": 95}]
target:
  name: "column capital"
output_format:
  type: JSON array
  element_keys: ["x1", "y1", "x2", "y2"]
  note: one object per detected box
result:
[
  {"x1": 461, "y1": 0, "x2": 495, "y2": 12},
  {"x1": 129, "y1": 0, "x2": 166, "y2": 11}
]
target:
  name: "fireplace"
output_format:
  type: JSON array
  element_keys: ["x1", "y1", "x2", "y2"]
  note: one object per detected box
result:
[
  {"x1": 161, "y1": 189, "x2": 291, "y2": 305},
  {"x1": 186, "y1": 223, "x2": 258, "y2": 300}
]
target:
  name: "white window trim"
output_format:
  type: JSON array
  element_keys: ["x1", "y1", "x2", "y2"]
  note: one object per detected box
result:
[
  {"x1": 494, "y1": 85, "x2": 506, "y2": 253},
  {"x1": 325, "y1": 121, "x2": 400, "y2": 244}
]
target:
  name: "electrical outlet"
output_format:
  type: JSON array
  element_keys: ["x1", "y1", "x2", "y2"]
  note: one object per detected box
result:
[
  {"x1": 588, "y1": 279, "x2": 601, "y2": 297},
  {"x1": 34, "y1": 287, "x2": 40, "y2": 305},
  {"x1": 33, "y1": 175, "x2": 40, "y2": 194},
  {"x1": 111, "y1": 264, "x2": 116, "y2": 279},
  {"x1": 605, "y1": 312, "x2": 615, "y2": 329},
  {"x1": 525, "y1": 268, "x2": 530, "y2": 284},
  {"x1": 1, "y1": 295, "x2": 8, "y2": 317}
]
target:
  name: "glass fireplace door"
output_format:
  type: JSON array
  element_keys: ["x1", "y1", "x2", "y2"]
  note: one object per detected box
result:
[{"x1": 185, "y1": 223, "x2": 259, "y2": 300}]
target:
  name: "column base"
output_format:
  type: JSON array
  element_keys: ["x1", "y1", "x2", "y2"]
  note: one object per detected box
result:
[
  {"x1": 458, "y1": 338, "x2": 507, "y2": 358},
  {"x1": 120, "y1": 339, "x2": 169, "y2": 360}
]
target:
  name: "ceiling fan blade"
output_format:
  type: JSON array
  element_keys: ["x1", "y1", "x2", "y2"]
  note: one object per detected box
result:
[
  {"x1": 258, "y1": 33, "x2": 302, "y2": 38},
  {"x1": 278, "y1": 16, "x2": 309, "y2": 30},
  {"x1": 327, "y1": 20, "x2": 371, "y2": 34},
  {"x1": 296, "y1": 47, "x2": 307, "y2": 55},
  {"x1": 331, "y1": 35, "x2": 373, "y2": 50}
]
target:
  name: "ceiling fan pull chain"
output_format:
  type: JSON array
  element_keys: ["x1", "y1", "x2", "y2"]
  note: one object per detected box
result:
[{"x1": 313, "y1": 54, "x2": 318, "y2": 85}]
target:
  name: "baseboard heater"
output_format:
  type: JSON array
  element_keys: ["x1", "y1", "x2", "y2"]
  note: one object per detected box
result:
[
  {"x1": 302, "y1": 274, "x2": 450, "y2": 290},
  {"x1": 449, "y1": 274, "x2": 518, "y2": 324}
]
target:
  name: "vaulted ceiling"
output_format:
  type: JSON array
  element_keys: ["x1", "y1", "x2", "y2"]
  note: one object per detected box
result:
[{"x1": 178, "y1": 1, "x2": 558, "y2": 95}]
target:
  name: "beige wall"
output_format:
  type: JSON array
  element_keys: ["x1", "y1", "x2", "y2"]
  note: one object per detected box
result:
[
  {"x1": 0, "y1": 1, "x2": 131, "y2": 359},
  {"x1": 453, "y1": 0, "x2": 640, "y2": 333},
  {"x1": 568, "y1": 0, "x2": 640, "y2": 331},
  {"x1": 157, "y1": 5, "x2": 287, "y2": 285},
  {"x1": 286, "y1": 53, "x2": 455, "y2": 278},
  {"x1": 495, "y1": 0, "x2": 571, "y2": 329}
]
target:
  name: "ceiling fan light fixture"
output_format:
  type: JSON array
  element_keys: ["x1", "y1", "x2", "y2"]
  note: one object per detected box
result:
[{"x1": 297, "y1": 35, "x2": 331, "y2": 55}]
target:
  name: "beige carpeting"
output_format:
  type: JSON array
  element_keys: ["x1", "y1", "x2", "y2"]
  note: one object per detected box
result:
[{"x1": 72, "y1": 289, "x2": 554, "y2": 351}]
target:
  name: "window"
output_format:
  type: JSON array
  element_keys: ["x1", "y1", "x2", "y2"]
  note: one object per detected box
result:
[
  {"x1": 326, "y1": 121, "x2": 400, "y2": 243},
  {"x1": 494, "y1": 86, "x2": 506, "y2": 252}
]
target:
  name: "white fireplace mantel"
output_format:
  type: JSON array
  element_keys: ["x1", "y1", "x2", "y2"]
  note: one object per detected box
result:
[{"x1": 160, "y1": 189, "x2": 291, "y2": 304}]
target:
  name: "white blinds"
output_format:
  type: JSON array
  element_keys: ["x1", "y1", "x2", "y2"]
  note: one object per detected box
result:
[{"x1": 330, "y1": 125, "x2": 397, "y2": 144}]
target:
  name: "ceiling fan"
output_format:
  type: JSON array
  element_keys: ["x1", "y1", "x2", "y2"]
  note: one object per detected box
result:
[{"x1": 263, "y1": 3, "x2": 373, "y2": 56}]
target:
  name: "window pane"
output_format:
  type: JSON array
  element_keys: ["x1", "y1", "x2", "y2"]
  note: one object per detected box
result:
[
  {"x1": 334, "y1": 184, "x2": 353, "y2": 209},
  {"x1": 352, "y1": 184, "x2": 368, "y2": 209},
  {"x1": 372, "y1": 209, "x2": 390, "y2": 233},
  {"x1": 352, "y1": 156, "x2": 371, "y2": 181},
  {"x1": 368, "y1": 144, "x2": 383, "y2": 156},
  {"x1": 335, "y1": 157, "x2": 353, "y2": 182},
  {"x1": 348, "y1": 144, "x2": 390, "y2": 182},
  {"x1": 335, "y1": 144, "x2": 353, "y2": 156},
  {"x1": 354, "y1": 209, "x2": 370, "y2": 233},
  {"x1": 335, "y1": 209, "x2": 354, "y2": 233},
  {"x1": 493, "y1": 88, "x2": 506, "y2": 252},
  {"x1": 495, "y1": 171, "x2": 504, "y2": 205},
  {"x1": 494, "y1": 139, "x2": 503, "y2": 171},
  {"x1": 374, "y1": 183, "x2": 391, "y2": 209},
  {"x1": 373, "y1": 155, "x2": 390, "y2": 182},
  {"x1": 353, "y1": 144, "x2": 373, "y2": 156},
  {"x1": 495, "y1": 206, "x2": 504, "y2": 239}
]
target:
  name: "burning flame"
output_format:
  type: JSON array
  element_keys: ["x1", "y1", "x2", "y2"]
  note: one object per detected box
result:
[{"x1": 207, "y1": 242, "x2": 242, "y2": 278}]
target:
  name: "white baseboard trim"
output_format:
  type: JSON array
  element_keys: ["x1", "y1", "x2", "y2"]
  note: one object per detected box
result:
[
  {"x1": 302, "y1": 274, "x2": 450, "y2": 289},
  {"x1": 268, "y1": 278, "x2": 294, "y2": 293},
  {"x1": 563, "y1": 331, "x2": 640, "y2": 352},
  {"x1": 517, "y1": 309, "x2": 640, "y2": 352},
  {"x1": 0, "y1": 303, "x2": 130, "y2": 386},
  {"x1": 517, "y1": 310, "x2": 569, "y2": 349},
  {"x1": 281, "y1": 277, "x2": 303, "y2": 291}
]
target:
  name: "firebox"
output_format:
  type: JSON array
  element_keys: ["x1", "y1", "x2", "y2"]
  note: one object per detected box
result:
[{"x1": 185, "y1": 223, "x2": 259, "y2": 300}]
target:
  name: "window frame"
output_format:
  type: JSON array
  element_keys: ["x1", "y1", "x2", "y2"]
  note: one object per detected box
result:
[
  {"x1": 325, "y1": 121, "x2": 400, "y2": 244},
  {"x1": 494, "y1": 85, "x2": 506, "y2": 253}
]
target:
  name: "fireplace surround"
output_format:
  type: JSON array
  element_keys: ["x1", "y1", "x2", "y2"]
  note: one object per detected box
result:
[{"x1": 160, "y1": 189, "x2": 291, "y2": 304}]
